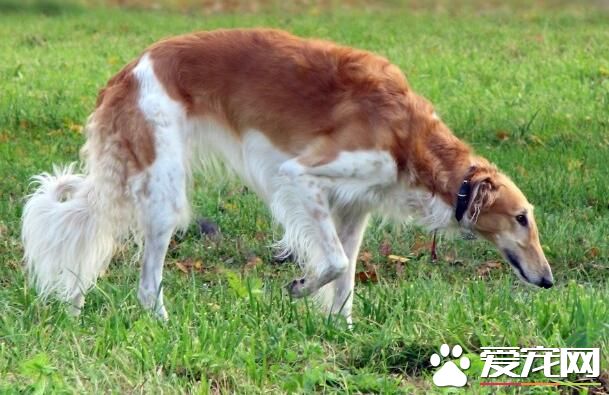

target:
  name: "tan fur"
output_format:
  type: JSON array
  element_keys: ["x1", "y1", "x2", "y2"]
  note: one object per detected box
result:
[{"x1": 92, "y1": 57, "x2": 155, "y2": 178}]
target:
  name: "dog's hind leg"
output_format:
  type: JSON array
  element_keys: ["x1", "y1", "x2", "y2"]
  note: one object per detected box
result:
[
  {"x1": 130, "y1": 53, "x2": 191, "y2": 319},
  {"x1": 133, "y1": 133, "x2": 189, "y2": 320}
]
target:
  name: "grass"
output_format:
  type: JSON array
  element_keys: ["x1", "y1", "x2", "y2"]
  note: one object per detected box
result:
[{"x1": 1, "y1": 1, "x2": 608, "y2": 393}]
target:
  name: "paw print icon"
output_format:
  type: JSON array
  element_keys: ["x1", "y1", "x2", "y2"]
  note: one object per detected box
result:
[{"x1": 430, "y1": 344, "x2": 471, "y2": 387}]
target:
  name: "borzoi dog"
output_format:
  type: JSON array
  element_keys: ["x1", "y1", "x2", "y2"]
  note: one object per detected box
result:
[{"x1": 22, "y1": 29, "x2": 554, "y2": 323}]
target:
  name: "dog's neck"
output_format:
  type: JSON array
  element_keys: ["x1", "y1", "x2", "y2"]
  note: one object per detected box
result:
[{"x1": 395, "y1": 114, "x2": 481, "y2": 210}]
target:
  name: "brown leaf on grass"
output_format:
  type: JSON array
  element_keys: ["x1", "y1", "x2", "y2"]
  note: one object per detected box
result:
[
  {"x1": 355, "y1": 270, "x2": 378, "y2": 283},
  {"x1": 476, "y1": 261, "x2": 503, "y2": 277},
  {"x1": 410, "y1": 238, "x2": 432, "y2": 257},
  {"x1": 587, "y1": 247, "x2": 600, "y2": 259},
  {"x1": 387, "y1": 254, "x2": 409, "y2": 263},
  {"x1": 175, "y1": 260, "x2": 190, "y2": 274},
  {"x1": 356, "y1": 251, "x2": 379, "y2": 283},
  {"x1": 379, "y1": 240, "x2": 392, "y2": 256},
  {"x1": 387, "y1": 254, "x2": 408, "y2": 277},
  {"x1": 244, "y1": 255, "x2": 262, "y2": 272},
  {"x1": 355, "y1": 250, "x2": 381, "y2": 282},
  {"x1": 496, "y1": 130, "x2": 510, "y2": 141},
  {"x1": 174, "y1": 258, "x2": 204, "y2": 274},
  {"x1": 358, "y1": 251, "x2": 373, "y2": 264}
]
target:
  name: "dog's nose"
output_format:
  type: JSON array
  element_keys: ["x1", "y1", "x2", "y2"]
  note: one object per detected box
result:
[{"x1": 538, "y1": 277, "x2": 554, "y2": 289}]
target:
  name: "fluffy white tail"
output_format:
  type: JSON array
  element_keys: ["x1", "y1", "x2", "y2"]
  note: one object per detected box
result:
[{"x1": 22, "y1": 164, "x2": 124, "y2": 303}]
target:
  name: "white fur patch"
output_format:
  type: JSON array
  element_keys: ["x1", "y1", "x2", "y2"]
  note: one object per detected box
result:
[
  {"x1": 377, "y1": 185, "x2": 454, "y2": 231},
  {"x1": 132, "y1": 54, "x2": 190, "y2": 231}
]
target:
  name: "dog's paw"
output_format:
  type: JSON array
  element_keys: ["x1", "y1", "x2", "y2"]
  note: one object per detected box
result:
[
  {"x1": 154, "y1": 305, "x2": 169, "y2": 321},
  {"x1": 286, "y1": 277, "x2": 311, "y2": 298}
]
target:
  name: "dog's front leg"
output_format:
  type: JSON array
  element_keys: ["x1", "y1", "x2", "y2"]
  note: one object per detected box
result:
[
  {"x1": 280, "y1": 163, "x2": 349, "y2": 298},
  {"x1": 278, "y1": 148, "x2": 397, "y2": 318}
]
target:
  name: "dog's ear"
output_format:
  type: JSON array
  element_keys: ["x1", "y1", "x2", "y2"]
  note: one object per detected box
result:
[{"x1": 466, "y1": 169, "x2": 498, "y2": 223}]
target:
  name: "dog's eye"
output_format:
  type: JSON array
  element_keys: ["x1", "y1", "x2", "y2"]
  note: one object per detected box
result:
[{"x1": 515, "y1": 214, "x2": 528, "y2": 227}]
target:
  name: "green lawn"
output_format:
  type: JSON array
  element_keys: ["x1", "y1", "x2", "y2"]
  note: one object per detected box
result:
[{"x1": 1, "y1": 2, "x2": 608, "y2": 393}]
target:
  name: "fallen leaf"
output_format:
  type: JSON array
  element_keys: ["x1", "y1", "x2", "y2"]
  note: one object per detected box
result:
[
  {"x1": 388, "y1": 254, "x2": 409, "y2": 263},
  {"x1": 244, "y1": 255, "x2": 262, "y2": 271},
  {"x1": 355, "y1": 270, "x2": 378, "y2": 283},
  {"x1": 476, "y1": 261, "x2": 503, "y2": 277},
  {"x1": 174, "y1": 258, "x2": 204, "y2": 274},
  {"x1": 587, "y1": 247, "x2": 600, "y2": 259},
  {"x1": 496, "y1": 130, "x2": 510, "y2": 141},
  {"x1": 358, "y1": 251, "x2": 373, "y2": 264},
  {"x1": 175, "y1": 260, "x2": 189, "y2": 274},
  {"x1": 410, "y1": 238, "x2": 432, "y2": 256}
]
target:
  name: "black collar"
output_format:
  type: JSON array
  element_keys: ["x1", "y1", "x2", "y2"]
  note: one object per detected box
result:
[{"x1": 455, "y1": 178, "x2": 472, "y2": 222}]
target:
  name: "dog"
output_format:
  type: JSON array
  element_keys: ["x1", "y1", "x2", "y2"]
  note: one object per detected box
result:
[{"x1": 22, "y1": 29, "x2": 554, "y2": 323}]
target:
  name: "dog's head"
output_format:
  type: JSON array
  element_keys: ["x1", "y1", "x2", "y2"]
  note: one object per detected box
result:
[{"x1": 456, "y1": 165, "x2": 554, "y2": 288}]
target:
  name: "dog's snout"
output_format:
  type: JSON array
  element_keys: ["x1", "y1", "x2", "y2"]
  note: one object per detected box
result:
[{"x1": 538, "y1": 277, "x2": 554, "y2": 289}]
